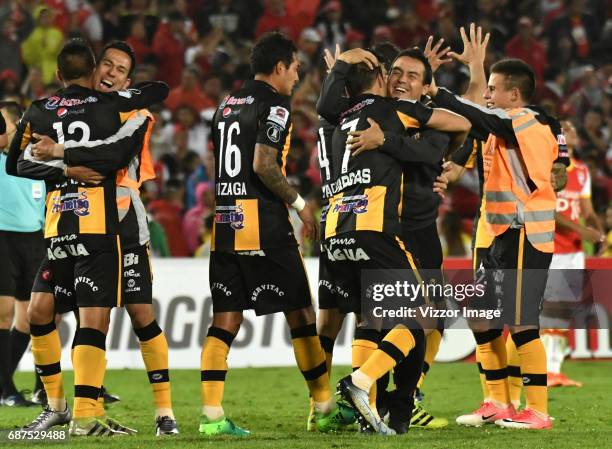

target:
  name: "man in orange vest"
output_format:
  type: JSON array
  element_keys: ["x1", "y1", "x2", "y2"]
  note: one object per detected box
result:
[{"x1": 428, "y1": 24, "x2": 569, "y2": 430}]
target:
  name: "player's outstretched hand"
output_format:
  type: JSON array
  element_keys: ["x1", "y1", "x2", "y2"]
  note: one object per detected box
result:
[
  {"x1": 298, "y1": 202, "x2": 319, "y2": 242},
  {"x1": 31, "y1": 133, "x2": 62, "y2": 160},
  {"x1": 66, "y1": 166, "x2": 104, "y2": 185},
  {"x1": 347, "y1": 118, "x2": 384, "y2": 156},
  {"x1": 337, "y1": 48, "x2": 379, "y2": 70},
  {"x1": 324, "y1": 44, "x2": 341, "y2": 72},
  {"x1": 424, "y1": 36, "x2": 452, "y2": 73},
  {"x1": 447, "y1": 23, "x2": 490, "y2": 66}
]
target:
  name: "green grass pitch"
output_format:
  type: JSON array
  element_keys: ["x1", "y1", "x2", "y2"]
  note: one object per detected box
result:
[{"x1": 1, "y1": 361, "x2": 611, "y2": 448}]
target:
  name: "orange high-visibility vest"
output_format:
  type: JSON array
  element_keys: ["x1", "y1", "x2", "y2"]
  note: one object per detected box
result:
[
  {"x1": 115, "y1": 109, "x2": 156, "y2": 215},
  {"x1": 482, "y1": 108, "x2": 558, "y2": 253}
]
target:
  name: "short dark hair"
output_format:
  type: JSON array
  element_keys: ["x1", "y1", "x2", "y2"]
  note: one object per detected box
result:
[
  {"x1": 346, "y1": 62, "x2": 383, "y2": 97},
  {"x1": 99, "y1": 41, "x2": 136, "y2": 78},
  {"x1": 371, "y1": 41, "x2": 400, "y2": 74},
  {"x1": 490, "y1": 58, "x2": 536, "y2": 102},
  {"x1": 250, "y1": 32, "x2": 297, "y2": 75},
  {"x1": 57, "y1": 39, "x2": 96, "y2": 82},
  {"x1": 0, "y1": 101, "x2": 22, "y2": 122},
  {"x1": 391, "y1": 48, "x2": 433, "y2": 85}
]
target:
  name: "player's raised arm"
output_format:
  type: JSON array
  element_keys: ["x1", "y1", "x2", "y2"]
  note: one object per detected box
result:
[{"x1": 316, "y1": 49, "x2": 378, "y2": 124}]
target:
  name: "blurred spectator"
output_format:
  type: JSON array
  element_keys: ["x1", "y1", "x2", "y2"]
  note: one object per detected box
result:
[
  {"x1": 505, "y1": 17, "x2": 547, "y2": 84},
  {"x1": 579, "y1": 108, "x2": 609, "y2": 155},
  {"x1": 152, "y1": 10, "x2": 188, "y2": 87},
  {"x1": 391, "y1": 9, "x2": 430, "y2": 49},
  {"x1": 183, "y1": 182, "x2": 214, "y2": 254},
  {"x1": 197, "y1": 0, "x2": 252, "y2": 40},
  {"x1": 344, "y1": 29, "x2": 365, "y2": 50},
  {"x1": 547, "y1": 0, "x2": 598, "y2": 68},
  {"x1": 21, "y1": 6, "x2": 64, "y2": 85},
  {"x1": 371, "y1": 26, "x2": 393, "y2": 46},
  {"x1": 0, "y1": 14, "x2": 29, "y2": 80},
  {"x1": 185, "y1": 26, "x2": 224, "y2": 75},
  {"x1": 0, "y1": 70, "x2": 20, "y2": 100},
  {"x1": 256, "y1": 0, "x2": 301, "y2": 41},
  {"x1": 315, "y1": 0, "x2": 347, "y2": 50},
  {"x1": 165, "y1": 67, "x2": 215, "y2": 113},
  {"x1": 172, "y1": 104, "x2": 210, "y2": 158},
  {"x1": 539, "y1": 67, "x2": 568, "y2": 112},
  {"x1": 125, "y1": 15, "x2": 153, "y2": 63},
  {"x1": 440, "y1": 211, "x2": 471, "y2": 257},
  {"x1": 193, "y1": 214, "x2": 214, "y2": 257},
  {"x1": 148, "y1": 212, "x2": 171, "y2": 257},
  {"x1": 148, "y1": 179, "x2": 189, "y2": 257},
  {"x1": 297, "y1": 28, "x2": 323, "y2": 75}
]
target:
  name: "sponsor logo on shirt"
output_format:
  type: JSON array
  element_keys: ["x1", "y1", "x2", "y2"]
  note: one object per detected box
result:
[
  {"x1": 267, "y1": 106, "x2": 289, "y2": 129},
  {"x1": 51, "y1": 191, "x2": 90, "y2": 217},
  {"x1": 44, "y1": 96, "x2": 98, "y2": 110},
  {"x1": 215, "y1": 204, "x2": 245, "y2": 230},
  {"x1": 332, "y1": 195, "x2": 369, "y2": 214}
]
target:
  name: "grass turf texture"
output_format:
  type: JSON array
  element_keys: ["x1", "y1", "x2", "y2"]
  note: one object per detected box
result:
[{"x1": 1, "y1": 361, "x2": 611, "y2": 448}]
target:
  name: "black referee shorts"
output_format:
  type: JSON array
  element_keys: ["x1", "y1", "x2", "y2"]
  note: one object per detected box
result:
[{"x1": 0, "y1": 230, "x2": 45, "y2": 300}]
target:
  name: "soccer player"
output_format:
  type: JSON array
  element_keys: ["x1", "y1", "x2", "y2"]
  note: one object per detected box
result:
[
  {"x1": 0, "y1": 102, "x2": 45, "y2": 407},
  {"x1": 20, "y1": 41, "x2": 179, "y2": 435},
  {"x1": 199, "y1": 32, "x2": 355, "y2": 436},
  {"x1": 541, "y1": 119, "x2": 606, "y2": 387},
  {"x1": 318, "y1": 50, "x2": 470, "y2": 434},
  {"x1": 6, "y1": 39, "x2": 168, "y2": 436},
  {"x1": 317, "y1": 46, "x2": 469, "y2": 432},
  {"x1": 428, "y1": 24, "x2": 564, "y2": 429}
]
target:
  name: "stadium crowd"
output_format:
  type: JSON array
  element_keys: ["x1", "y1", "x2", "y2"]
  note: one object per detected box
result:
[{"x1": 0, "y1": 0, "x2": 610, "y2": 257}]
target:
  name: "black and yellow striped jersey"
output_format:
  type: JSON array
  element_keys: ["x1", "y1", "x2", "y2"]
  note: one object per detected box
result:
[
  {"x1": 324, "y1": 94, "x2": 432, "y2": 239},
  {"x1": 316, "y1": 117, "x2": 336, "y2": 240},
  {"x1": 6, "y1": 83, "x2": 167, "y2": 245},
  {"x1": 211, "y1": 80, "x2": 296, "y2": 252}
]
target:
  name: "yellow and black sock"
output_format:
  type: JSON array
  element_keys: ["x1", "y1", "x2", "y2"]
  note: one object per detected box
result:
[
  {"x1": 417, "y1": 328, "x2": 443, "y2": 389},
  {"x1": 475, "y1": 345, "x2": 490, "y2": 400},
  {"x1": 512, "y1": 329, "x2": 547, "y2": 415},
  {"x1": 73, "y1": 328, "x2": 107, "y2": 419},
  {"x1": 506, "y1": 334, "x2": 522, "y2": 407},
  {"x1": 291, "y1": 324, "x2": 330, "y2": 404},
  {"x1": 200, "y1": 327, "x2": 234, "y2": 412},
  {"x1": 352, "y1": 328, "x2": 380, "y2": 408},
  {"x1": 135, "y1": 320, "x2": 172, "y2": 415},
  {"x1": 357, "y1": 325, "x2": 420, "y2": 391},
  {"x1": 319, "y1": 335, "x2": 335, "y2": 377},
  {"x1": 474, "y1": 329, "x2": 509, "y2": 405},
  {"x1": 30, "y1": 321, "x2": 65, "y2": 410}
]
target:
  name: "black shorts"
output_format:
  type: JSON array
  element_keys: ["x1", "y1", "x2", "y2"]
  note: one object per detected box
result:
[
  {"x1": 210, "y1": 246, "x2": 312, "y2": 316},
  {"x1": 322, "y1": 231, "x2": 425, "y2": 315},
  {"x1": 318, "y1": 248, "x2": 346, "y2": 310},
  {"x1": 33, "y1": 242, "x2": 151, "y2": 311},
  {"x1": 473, "y1": 228, "x2": 552, "y2": 326},
  {"x1": 121, "y1": 244, "x2": 153, "y2": 305},
  {"x1": 46, "y1": 235, "x2": 122, "y2": 309},
  {"x1": 0, "y1": 230, "x2": 45, "y2": 300},
  {"x1": 401, "y1": 222, "x2": 444, "y2": 305}
]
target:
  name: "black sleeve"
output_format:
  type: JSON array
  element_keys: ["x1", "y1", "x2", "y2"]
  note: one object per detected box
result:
[
  {"x1": 256, "y1": 98, "x2": 292, "y2": 151},
  {"x1": 451, "y1": 136, "x2": 476, "y2": 167},
  {"x1": 110, "y1": 81, "x2": 169, "y2": 112},
  {"x1": 63, "y1": 113, "x2": 152, "y2": 175},
  {"x1": 7, "y1": 108, "x2": 64, "y2": 180},
  {"x1": 380, "y1": 128, "x2": 449, "y2": 165},
  {"x1": 0, "y1": 111, "x2": 5, "y2": 135},
  {"x1": 316, "y1": 60, "x2": 351, "y2": 124},
  {"x1": 393, "y1": 99, "x2": 434, "y2": 127},
  {"x1": 432, "y1": 87, "x2": 516, "y2": 144}
]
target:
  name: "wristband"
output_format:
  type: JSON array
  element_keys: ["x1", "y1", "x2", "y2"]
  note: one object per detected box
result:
[{"x1": 291, "y1": 194, "x2": 306, "y2": 212}]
